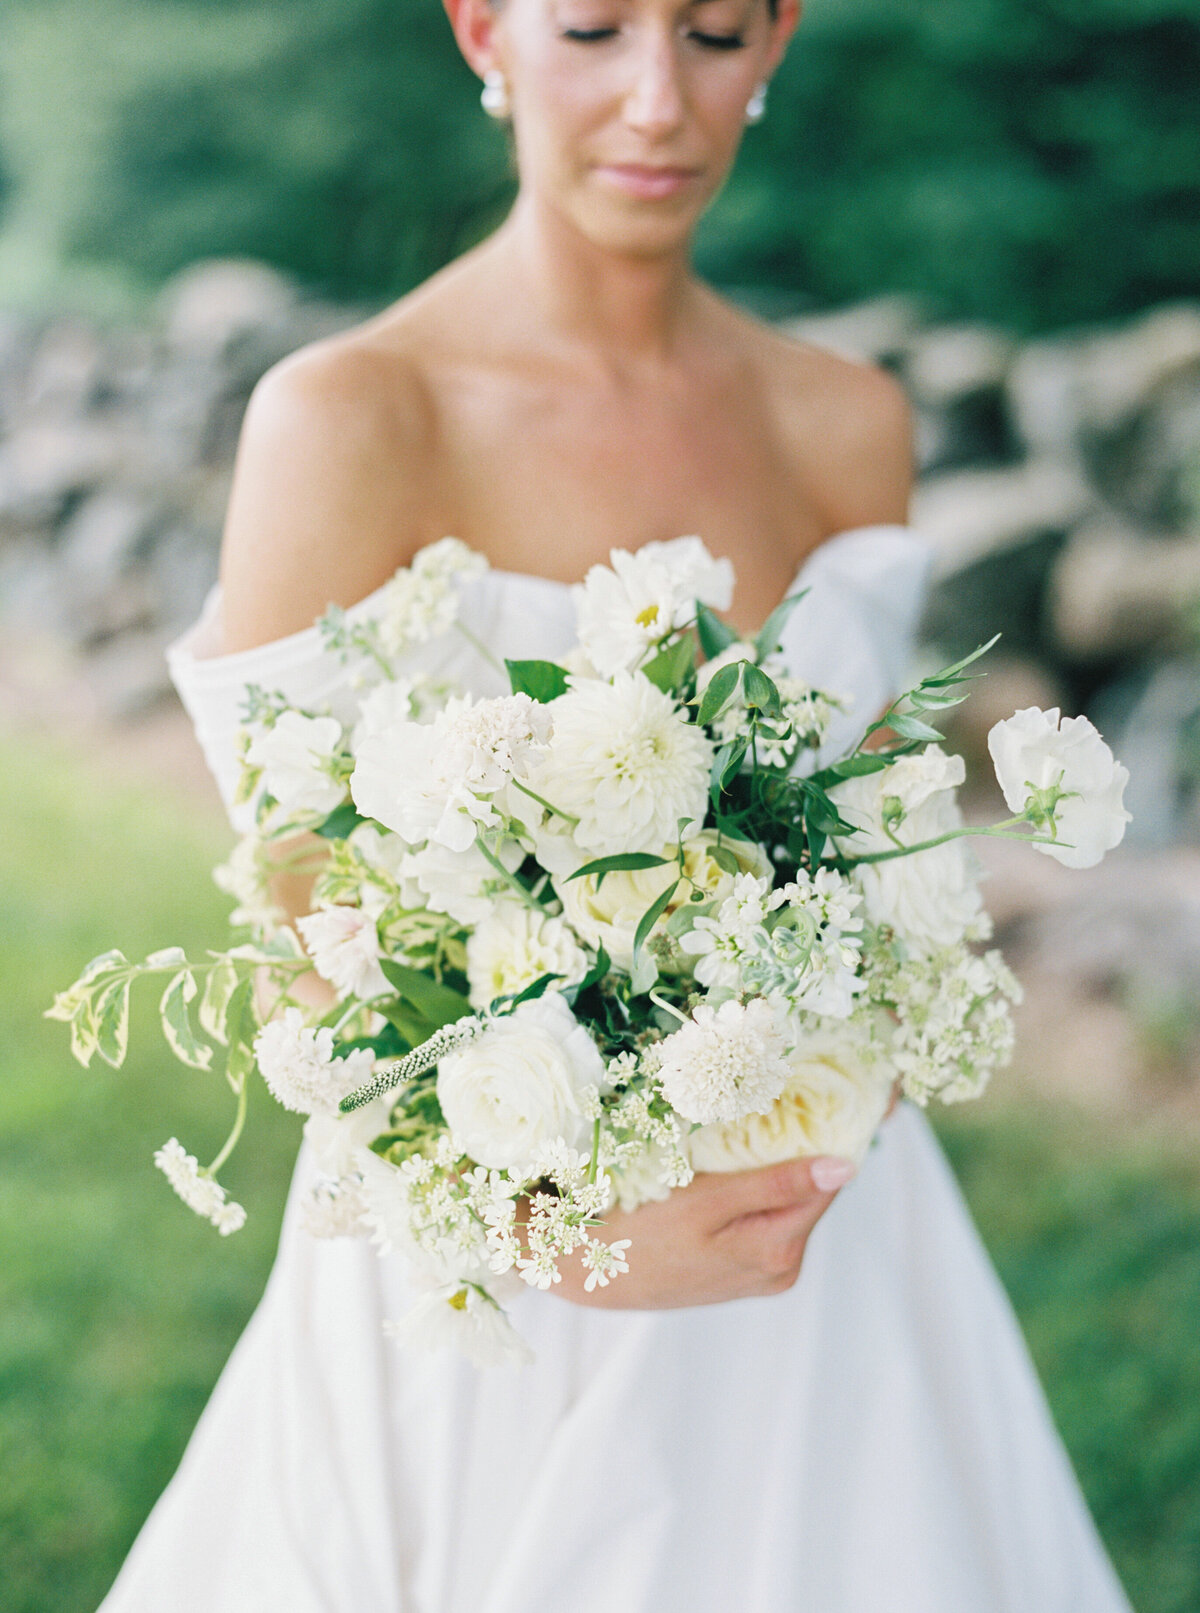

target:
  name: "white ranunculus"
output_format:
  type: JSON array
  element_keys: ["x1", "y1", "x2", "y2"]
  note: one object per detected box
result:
[
  {"x1": 573, "y1": 536, "x2": 734, "y2": 678},
  {"x1": 253, "y1": 1007, "x2": 376, "y2": 1116},
  {"x1": 466, "y1": 903, "x2": 589, "y2": 1009},
  {"x1": 400, "y1": 836, "x2": 525, "y2": 927},
  {"x1": 987, "y1": 706, "x2": 1131, "y2": 869},
  {"x1": 245, "y1": 710, "x2": 345, "y2": 817},
  {"x1": 687, "y1": 1032, "x2": 894, "y2": 1171},
  {"x1": 437, "y1": 995, "x2": 605, "y2": 1172},
  {"x1": 831, "y1": 746, "x2": 985, "y2": 953},
  {"x1": 532, "y1": 673, "x2": 713, "y2": 857},
  {"x1": 557, "y1": 831, "x2": 769, "y2": 971},
  {"x1": 296, "y1": 905, "x2": 389, "y2": 1000},
  {"x1": 351, "y1": 693, "x2": 550, "y2": 853}
]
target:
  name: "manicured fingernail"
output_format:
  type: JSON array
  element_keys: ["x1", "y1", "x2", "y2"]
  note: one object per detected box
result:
[{"x1": 810, "y1": 1157, "x2": 856, "y2": 1193}]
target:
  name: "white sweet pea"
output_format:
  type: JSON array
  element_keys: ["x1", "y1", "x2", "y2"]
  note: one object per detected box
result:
[
  {"x1": 574, "y1": 536, "x2": 734, "y2": 676},
  {"x1": 296, "y1": 905, "x2": 390, "y2": 1000},
  {"x1": 831, "y1": 747, "x2": 985, "y2": 954},
  {"x1": 400, "y1": 836, "x2": 525, "y2": 927},
  {"x1": 987, "y1": 706, "x2": 1131, "y2": 869},
  {"x1": 437, "y1": 994, "x2": 606, "y2": 1172},
  {"x1": 245, "y1": 711, "x2": 345, "y2": 817}
]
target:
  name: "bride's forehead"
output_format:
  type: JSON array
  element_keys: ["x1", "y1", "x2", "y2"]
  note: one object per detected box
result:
[{"x1": 539, "y1": 0, "x2": 759, "y2": 14}]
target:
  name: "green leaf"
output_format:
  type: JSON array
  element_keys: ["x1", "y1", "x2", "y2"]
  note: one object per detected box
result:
[
  {"x1": 818, "y1": 753, "x2": 894, "y2": 784},
  {"x1": 491, "y1": 972, "x2": 561, "y2": 1013},
  {"x1": 801, "y1": 782, "x2": 857, "y2": 837},
  {"x1": 754, "y1": 589, "x2": 808, "y2": 660},
  {"x1": 564, "y1": 852, "x2": 671, "y2": 885},
  {"x1": 159, "y1": 969, "x2": 214, "y2": 1070},
  {"x1": 314, "y1": 800, "x2": 365, "y2": 840},
  {"x1": 377, "y1": 1000, "x2": 431, "y2": 1048},
  {"x1": 697, "y1": 662, "x2": 744, "y2": 729},
  {"x1": 710, "y1": 736, "x2": 748, "y2": 803},
  {"x1": 629, "y1": 948, "x2": 659, "y2": 996},
  {"x1": 887, "y1": 710, "x2": 944, "y2": 743},
  {"x1": 199, "y1": 957, "x2": 239, "y2": 1045},
  {"x1": 709, "y1": 843, "x2": 742, "y2": 875},
  {"x1": 741, "y1": 663, "x2": 783, "y2": 718},
  {"x1": 571, "y1": 947, "x2": 612, "y2": 996},
  {"x1": 379, "y1": 959, "x2": 472, "y2": 1029},
  {"x1": 93, "y1": 976, "x2": 132, "y2": 1069},
  {"x1": 696, "y1": 602, "x2": 736, "y2": 660},
  {"x1": 632, "y1": 878, "x2": 680, "y2": 962},
  {"x1": 66, "y1": 1000, "x2": 100, "y2": 1066},
  {"x1": 641, "y1": 634, "x2": 695, "y2": 694},
  {"x1": 506, "y1": 658, "x2": 569, "y2": 703}
]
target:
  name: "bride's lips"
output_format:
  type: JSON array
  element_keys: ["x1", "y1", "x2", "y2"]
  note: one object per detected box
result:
[{"x1": 594, "y1": 163, "x2": 701, "y2": 200}]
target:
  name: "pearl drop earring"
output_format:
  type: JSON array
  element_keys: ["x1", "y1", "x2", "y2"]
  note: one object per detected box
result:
[
  {"x1": 745, "y1": 82, "x2": 768, "y2": 125},
  {"x1": 481, "y1": 69, "x2": 510, "y2": 119}
]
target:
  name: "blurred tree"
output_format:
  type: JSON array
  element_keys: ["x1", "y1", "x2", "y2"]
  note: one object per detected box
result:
[{"x1": 0, "y1": 0, "x2": 1196, "y2": 328}]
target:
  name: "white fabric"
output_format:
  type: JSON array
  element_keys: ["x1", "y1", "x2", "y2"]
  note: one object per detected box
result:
[{"x1": 104, "y1": 528, "x2": 1132, "y2": 1613}]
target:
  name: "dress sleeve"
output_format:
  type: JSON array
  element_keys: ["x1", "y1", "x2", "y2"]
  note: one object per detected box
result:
[{"x1": 780, "y1": 525, "x2": 935, "y2": 762}]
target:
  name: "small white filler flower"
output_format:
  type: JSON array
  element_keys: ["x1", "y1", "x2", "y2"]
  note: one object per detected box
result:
[{"x1": 153, "y1": 1138, "x2": 246, "y2": 1235}]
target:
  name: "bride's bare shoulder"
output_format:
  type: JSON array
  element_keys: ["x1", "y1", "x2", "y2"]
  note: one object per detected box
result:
[
  {"x1": 217, "y1": 291, "x2": 459, "y2": 653},
  {"x1": 721, "y1": 301, "x2": 915, "y2": 535}
]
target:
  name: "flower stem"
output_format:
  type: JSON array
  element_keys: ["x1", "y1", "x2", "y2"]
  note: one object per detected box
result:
[
  {"x1": 510, "y1": 778, "x2": 580, "y2": 826},
  {"x1": 475, "y1": 836, "x2": 545, "y2": 911},
  {"x1": 206, "y1": 1071, "x2": 248, "y2": 1177},
  {"x1": 649, "y1": 989, "x2": 689, "y2": 1025},
  {"x1": 455, "y1": 620, "x2": 506, "y2": 676},
  {"x1": 848, "y1": 816, "x2": 1066, "y2": 865}
]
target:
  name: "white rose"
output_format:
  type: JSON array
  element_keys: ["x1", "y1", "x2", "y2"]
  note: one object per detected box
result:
[
  {"x1": 557, "y1": 831, "x2": 769, "y2": 971},
  {"x1": 987, "y1": 706, "x2": 1131, "y2": 869},
  {"x1": 296, "y1": 905, "x2": 389, "y2": 1000},
  {"x1": 245, "y1": 710, "x2": 345, "y2": 817},
  {"x1": 466, "y1": 903, "x2": 589, "y2": 1009},
  {"x1": 688, "y1": 1032, "x2": 894, "y2": 1171},
  {"x1": 437, "y1": 995, "x2": 605, "y2": 1172},
  {"x1": 831, "y1": 746, "x2": 984, "y2": 953}
]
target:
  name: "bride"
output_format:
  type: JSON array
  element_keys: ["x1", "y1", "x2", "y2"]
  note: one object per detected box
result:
[{"x1": 102, "y1": 0, "x2": 1134, "y2": 1606}]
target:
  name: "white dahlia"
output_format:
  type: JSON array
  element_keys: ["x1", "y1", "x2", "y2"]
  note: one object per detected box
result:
[
  {"x1": 573, "y1": 536, "x2": 734, "y2": 678},
  {"x1": 533, "y1": 673, "x2": 713, "y2": 856}
]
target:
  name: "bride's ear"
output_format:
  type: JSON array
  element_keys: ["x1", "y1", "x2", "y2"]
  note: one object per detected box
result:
[{"x1": 442, "y1": 0, "x2": 503, "y2": 81}]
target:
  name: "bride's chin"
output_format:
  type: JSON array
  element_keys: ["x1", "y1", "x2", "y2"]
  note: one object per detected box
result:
[{"x1": 564, "y1": 190, "x2": 708, "y2": 258}]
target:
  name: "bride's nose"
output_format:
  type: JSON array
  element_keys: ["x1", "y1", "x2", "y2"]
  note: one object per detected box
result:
[{"x1": 621, "y1": 31, "x2": 688, "y2": 137}]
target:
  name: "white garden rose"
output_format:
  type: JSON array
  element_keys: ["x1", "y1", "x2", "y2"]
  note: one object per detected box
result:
[
  {"x1": 245, "y1": 710, "x2": 345, "y2": 817},
  {"x1": 296, "y1": 905, "x2": 389, "y2": 1000},
  {"x1": 556, "y1": 831, "x2": 770, "y2": 971},
  {"x1": 831, "y1": 746, "x2": 985, "y2": 953},
  {"x1": 574, "y1": 535, "x2": 734, "y2": 677},
  {"x1": 987, "y1": 706, "x2": 1131, "y2": 869},
  {"x1": 465, "y1": 903, "x2": 589, "y2": 1009},
  {"x1": 437, "y1": 994, "x2": 606, "y2": 1172},
  {"x1": 351, "y1": 693, "x2": 550, "y2": 853},
  {"x1": 532, "y1": 673, "x2": 713, "y2": 856},
  {"x1": 687, "y1": 1032, "x2": 894, "y2": 1171},
  {"x1": 400, "y1": 836, "x2": 525, "y2": 927}
]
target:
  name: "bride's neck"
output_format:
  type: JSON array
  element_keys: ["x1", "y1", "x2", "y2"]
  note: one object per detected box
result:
[{"x1": 498, "y1": 191, "x2": 700, "y2": 366}]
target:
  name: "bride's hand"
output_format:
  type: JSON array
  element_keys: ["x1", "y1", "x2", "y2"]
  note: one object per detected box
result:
[{"x1": 550, "y1": 1156, "x2": 857, "y2": 1311}]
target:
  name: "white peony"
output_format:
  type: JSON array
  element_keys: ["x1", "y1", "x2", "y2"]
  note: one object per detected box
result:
[
  {"x1": 573, "y1": 536, "x2": 734, "y2": 677},
  {"x1": 831, "y1": 747, "x2": 985, "y2": 953},
  {"x1": 465, "y1": 903, "x2": 589, "y2": 1009},
  {"x1": 987, "y1": 706, "x2": 1131, "y2": 869},
  {"x1": 400, "y1": 836, "x2": 525, "y2": 927},
  {"x1": 296, "y1": 905, "x2": 389, "y2": 1000},
  {"x1": 687, "y1": 1032, "x2": 894, "y2": 1171},
  {"x1": 533, "y1": 673, "x2": 713, "y2": 856},
  {"x1": 437, "y1": 994, "x2": 606, "y2": 1172},
  {"x1": 352, "y1": 693, "x2": 550, "y2": 853},
  {"x1": 245, "y1": 711, "x2": 345, "y2": 817},
  {"x1": 656, "y1": 996, "x2": 791, "y2": 1125},
  {"x1": 557, "y1": 831, "x2": 769, "y2": 971},
  {"x1": 253, "y1": 1007, "x2": 375, "y2": 1115}
]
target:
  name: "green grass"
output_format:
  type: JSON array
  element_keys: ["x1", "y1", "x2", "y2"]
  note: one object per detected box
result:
[{"x1": 2, "y1": 730, "x2": 1198, "y2": 1613}]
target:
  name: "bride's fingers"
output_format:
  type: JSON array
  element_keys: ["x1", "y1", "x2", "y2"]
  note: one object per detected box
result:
[{"x1": 699, "y1": 1156, "x2": 857, "y2": 1228}]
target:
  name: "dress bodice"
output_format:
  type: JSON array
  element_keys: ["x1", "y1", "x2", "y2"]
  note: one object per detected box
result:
[{"x1": 166, "y1": 526, "x2": 934, "y2": 831}]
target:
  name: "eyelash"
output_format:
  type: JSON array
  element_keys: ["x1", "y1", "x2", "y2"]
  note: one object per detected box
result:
[{"x1": 561, "y1": 27, "x2": 747, "y2": 49}]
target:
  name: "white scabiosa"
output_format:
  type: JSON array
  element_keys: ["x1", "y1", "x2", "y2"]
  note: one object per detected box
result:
[
  {"x1": 573, "y1": 535, "x2": 734, "y2": 677},
  {"x1": 153, "y1": 1138, "x2": 246, "y2": 1234},
  {"x1": 656, "y1": 997, "x2": 791, "y2": 1125},
  {"x1": 831, "y1": 747, "x2": 985, "y2": 954},
  {"x1": 437, "y1": 994, "x2": 606, "y2": 1172},
  {"x1": 687, "y1": 1032, "x2": 894, "y2": 1171},
  {"x1": 465, "y1": 903, "x2": 589, "y2": 1009},
  {"x1": 253, "y1": 1007, "x2": 375, "y2": 1116},
  {"x1": 987, "y1": 706, "x2": 1131, "y2": 869},
  {"x1": 534, "y1": 673, "x2": 713, "y2": 856},
  {"x1": 244, "y1": 711, "x2": 345, "y2": 817},
  {"x1": 296, "y1": 905, "x2": 390, "y2": 1000},
  {"x1": 352, "y1": 693, "x2": 550, "y2": 852}
]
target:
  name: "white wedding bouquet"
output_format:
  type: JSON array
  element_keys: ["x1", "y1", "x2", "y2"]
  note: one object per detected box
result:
[{"x1": 49, "y1": 536, "x2": 1131, "y2": 1365}]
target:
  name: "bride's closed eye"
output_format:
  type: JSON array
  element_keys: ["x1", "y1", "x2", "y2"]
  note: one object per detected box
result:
[{"x1": 560, "y1": 24, "x2": 747, "y2": 47}]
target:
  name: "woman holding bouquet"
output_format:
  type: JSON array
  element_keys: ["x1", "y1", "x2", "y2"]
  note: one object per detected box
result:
[{"x1": 99, "y1": 0, "x2": 1133, "y2": 1606}]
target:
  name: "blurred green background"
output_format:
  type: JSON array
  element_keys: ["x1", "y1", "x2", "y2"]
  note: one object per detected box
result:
[
  {"x1": 0, "y1": 0, "x2": 1197, "y2": 327},
  {"x1": 2, "y1": 0, "x2": 1199, "y2": 1610}
]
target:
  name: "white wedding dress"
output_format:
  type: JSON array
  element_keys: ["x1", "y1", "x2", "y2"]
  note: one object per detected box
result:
[{"x1": 100, "y1": 527, "x2": 1133, "y2": 1613}]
